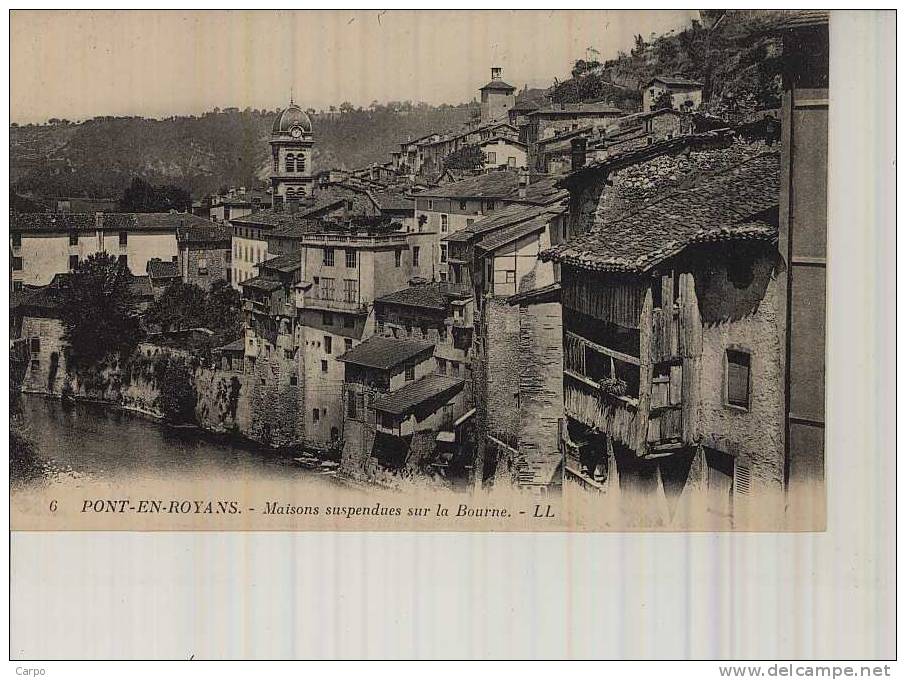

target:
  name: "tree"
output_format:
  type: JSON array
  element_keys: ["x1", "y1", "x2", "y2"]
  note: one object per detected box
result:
[
  {"x1": 60, "y1": 253, "x2": 141, "y2": 366},
  {"x1": 443, "y1": 145, "x2": 486, "y2": 171},
  {"x1": 118, "y1": 177, "x2": 192, "y2": 213},
  {"x1": 144, "y1": 281, "x2": 208, "y2": 333},
  {"x1": 652, "y1": 90, "x2": 675, "y2": 111},
  {"x1": 157, "y1": 358, "x2": 197, "y2": 424}
]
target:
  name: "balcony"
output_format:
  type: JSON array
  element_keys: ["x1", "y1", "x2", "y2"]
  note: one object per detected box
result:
[
  {"x1": 300, "y1": 293, "x2": 369, "y2": 315},
  {"x1": 297, "y1": 232, "x2": 408, "y2": 248}
]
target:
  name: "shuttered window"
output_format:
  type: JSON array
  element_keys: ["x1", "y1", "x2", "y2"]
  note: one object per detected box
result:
[{"x1": 726, "y1": 350, "x2": 751, "y2": 408}]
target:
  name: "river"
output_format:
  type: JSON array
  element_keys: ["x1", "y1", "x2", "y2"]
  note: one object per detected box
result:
[{"x1": 11, "y1": 395, "x2": 336, "y2": 489}]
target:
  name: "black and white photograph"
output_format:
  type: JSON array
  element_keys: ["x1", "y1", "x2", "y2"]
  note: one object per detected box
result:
[{"x1": 6, "y1": 7, "x2": 896, "y2": 664}]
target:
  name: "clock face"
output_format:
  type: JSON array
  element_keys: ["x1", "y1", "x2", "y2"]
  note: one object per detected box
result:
[{"x1": 290, "y1": 126, "x2": 303, "y2": 138}]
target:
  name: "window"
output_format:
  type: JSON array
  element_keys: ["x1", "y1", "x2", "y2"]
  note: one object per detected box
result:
[
  {"x1": 290, "y1": 375, "x2": 298, "y2": 386},
  {"x1": 321, "y1": 360, "x2": 328, "y2": 373},
  {"x1": 285, "y1": 153, "x2": 296, "y2": 172},
  {"x1": 466, "y1": 218, "x2": 474, "y2": 228},
  {"x1": 284, "y1": 349, "x2": 293, "y2": 360},
  {"x1": 347, "y1": 392, "x2": 357, "y2": 419},
  {"x1": 395, "y1": 250, "x2": 402, "y2": 267},
  {"x1": 343, "y1": 316, "x2": 355, "y2": 329},
  {"x1": 118, "y1": 231, "x2": 128, "y2": 247},
  {"x1": 343, "y1": 279, "x2": 358, "y2": 303},
  {"x1": 651, "y1": 278, "x2": 663, "y2": 308},
  {"x1": 440, "y1": 271, "x2": 448, "y2": 282},
  {"x1": 459, "y1": 200, "x2": 467, "y2": 211},
  {"x1": 324, "y1": 336, "x2": 332, "y2": 355},
  {"x1": 441, "y1": 214, "x2": 448, "y2": 232},
  {"x1": 12, "y1": 232, "x2": 21, "y2": 248},
  {"x1": 381, "y1": 413, "x2": 395, "y2": 429},
  {"x1": 297, "y1": 155, "x2": 306, "y2": 173},
  {"x1": 345, "y1": 250, "x2": 357, "y2": 268},
  {"x1": 30, "y1": 337, "x2": 40, "y2": 353},
  {"x1": 312, "y1": 408, "x2": 320, "y2": 422},
  {"x1": 405, "y1": 365, "x2": 415, "y2": 381},
  {"x1": 412, "y1": 246, "x2": 420, "y2": 267},
  {"x1": 323, "y1": 247, "x2": 335, "y2": 266},
  {"x1": 12, "y1": 281, "x2": 22, "y2": 292},
  {"x1": 508, "y1": 156, "x2": 516, "y2": 167},
  {"x1": 322, "y1": 312, "x2": 333, "y2": 326},
  {"x1": 485, "y1": 200, "x2": 496, "y2": 212},
  {"x1": 726, "y1": 350, "x2": 751, "y2": 409},
  {"x1": 197, "y1": 258, "x2": 208, "y2": 275},
  {"x1": 68, "y1": 231, "x2": 78, "y2": 246},
  {"x1": 69, "y1": 255, "x2": 78, "y2": 270},
  {"x1": 505, "y1": 270, "x2": 516, "y2": 284},
  {"x1": 440, "y1": 244, "x2": 448, "y2": 263},
  {"x1": 30, "y1": 359, "x2": 39, "y2": 371},
  {"x1": 437, "y1": 358, "x2": 447, "y2": 375},
  {"x1": 331, "y1": 426, "x2": 340, "y2": 441},
  {"x1": 118, "y1": 254, "x2": 128, "y2": 266},
  {"x1": 487, "y1": 151, "x2": 496, "y2": 165},
  {"x1": 344, "y1": 338, "x2": 353, "y2": 352},
  {"x1": 427, "y1": 200, "x2": 434, "y2": 211},
  {"x1": 320, "y1": 277, "x2": 335, "y2": 300},
  {"x1": 451, "y1": 362, "x2": 460, "y2": 377}
]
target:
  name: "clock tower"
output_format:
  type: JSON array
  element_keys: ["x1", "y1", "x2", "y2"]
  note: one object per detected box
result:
[{"x1": 269, "y1": 102, "x2": 315, "y2": 208}]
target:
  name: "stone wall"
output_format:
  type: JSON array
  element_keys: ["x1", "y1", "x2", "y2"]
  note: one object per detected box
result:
[
  {"x1": 19, "y1": 317, "x2": 68, "y2": 395},
  {"x1": 181, "y1": 244, "x2": 230, "y2": 290},
  {"x1": 484, "y1": 298, "x2": 521, "y2": 447}
]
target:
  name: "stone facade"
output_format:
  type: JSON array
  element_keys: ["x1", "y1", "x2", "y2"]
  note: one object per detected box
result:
[{"x1": 180, "y1": 243, "x2": 230, "y2": 290}]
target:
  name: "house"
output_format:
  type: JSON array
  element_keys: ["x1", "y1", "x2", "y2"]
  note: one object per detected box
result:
[
  {"x1": 177, "y1": 222, "x2": 231, "y2": 289},
  {"x1": 543, "y1": 152, "x2": 782, "y2": 527},
  {"x1": 412, "y1": 171, "x2": 565, "y2": 283},
  {"x1": 209, "y1": 188, "x2": 269, "y2": 223},
  {"x1": 338, "y1": 335, "x2": 467, "y2": 483},
  {"x1": 10, "y1": 284, "x2": 68, "y2": 395},
  {"x1": 642, "y1": 76, "x2": 704, "y2": 113},
  {"x1": 477, "y1": 136, "x2": 527, "y2": 171},
  {"x1": 146, "y1": 258, "x2": 180, "y2": 296},
  {"x1": 9, "y1": 211, "x2": 210, "y2": 289},
  {"x1": 520, "y1": 102, "x2": 625, "y2": 160}
]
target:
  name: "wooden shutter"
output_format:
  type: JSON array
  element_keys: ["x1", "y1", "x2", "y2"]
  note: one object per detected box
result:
[{"x1": 726, "y1": 350, "x2": 750, "y2": 407}]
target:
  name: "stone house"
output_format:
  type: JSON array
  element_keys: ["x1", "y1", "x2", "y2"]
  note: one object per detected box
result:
[
  {"x1": 177, "y1": 222, "x2": 231, "y2": 290},
  {"x1": 479, "y1": 67, "x2": 516, "y2": 123},
  {"x1": 642, "y1": 76, "x2": 704, "y2": 113},
  {"x1": 543, "y1": 152, "x2": 783, "y2": 527}
]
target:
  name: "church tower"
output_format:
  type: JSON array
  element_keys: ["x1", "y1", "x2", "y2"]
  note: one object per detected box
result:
[{"x1": 269, "y1": 101, "x2": 315, "y2": 208}]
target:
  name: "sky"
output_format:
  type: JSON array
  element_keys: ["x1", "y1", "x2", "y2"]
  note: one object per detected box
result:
[{"x1": 11, "y1": 10, "x2": 698, "y2": 124}]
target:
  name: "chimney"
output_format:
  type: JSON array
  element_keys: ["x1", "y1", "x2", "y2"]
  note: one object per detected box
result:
[
  {"x1": 518, "y1": 168, "x2": 530, "y2": 198},
  {"x1": 571, "y1": 137, "x2": 587, "y2": 171},
  {"x1": 491, "y1": 66, "x2": 502, "y2": 81}
]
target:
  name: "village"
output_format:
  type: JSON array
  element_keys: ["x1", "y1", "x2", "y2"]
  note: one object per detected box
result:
[{"x1": 9, "y1": 11, "x2": 828, "y2": 528}]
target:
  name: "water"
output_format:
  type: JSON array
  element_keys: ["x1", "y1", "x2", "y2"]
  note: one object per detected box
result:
[{"x1": 11, "y1": 395, "x2": 332, "y2": 488}]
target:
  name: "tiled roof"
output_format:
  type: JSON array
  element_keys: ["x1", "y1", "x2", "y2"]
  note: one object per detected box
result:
[
  {"x1": 529, "y1": 103, "x2": 624, "y2": 117},
  {"x1": 544, "y1": 152, "x2": 780, "y2": 272},
  {"x1": 375, "y1": 282, "x2": 472, "y2": 311},
  {"x1": 337, "y1": 335, "x2": 434, "y2": 370},
  {"x1": 258, "y1": 251, "x2": 301, "y2": 273},
  {"x1": 146, "y1": 259, "x2": 179, "y2": 279},
  {"x1": 646, "y1": 75, "x2": 704, "y2": 88},
  {"x1": 370, "y1": 191, "x2": 414, "y2": 212},
  {"x1": 417, "y1": 172, "x2": 567, "y2": 205},
  {"x1": 238, "y1": 276, "x2": 283, "y2": 292},
  {"x1": 475, "y1": 212, "x2": 555, "y2": 253},
  {"x1": 372, "y1": 374, "x2": 465, "y2": 416},
  {"x1": 510, "y1": 99, "x2": 541, "y2": 113},
  {"x1": 10, "y1": 211, "x2": 210, "y2": 233},
  {"x1": 772, "y1": 10, "x2": 829, "y2": 30},
  {"x1": 479, "y1": 79, "x2": 516, "y2": 92},
  {"x1": 216, "y1": 338, "x2": 246, "y2": 352},
  {"x1": 177, "y1": 222, "x2": 231, "y2": 244},
  {"x1": 447, "y1": 202, "x2": 564, "y2": 248}
]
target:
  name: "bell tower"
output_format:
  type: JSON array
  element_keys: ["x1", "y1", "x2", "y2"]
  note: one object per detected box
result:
[{"x1": 269, "y1": 101, "x2": 315, "y2": 208}]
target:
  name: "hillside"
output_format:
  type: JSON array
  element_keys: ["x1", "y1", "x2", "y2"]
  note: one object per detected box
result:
[
  {"x1": 548, "y1": 10, "x2": 789, "y2": 115},
  {"x1": 11, "y1": 103, "x2": 474, "y2": 200}
]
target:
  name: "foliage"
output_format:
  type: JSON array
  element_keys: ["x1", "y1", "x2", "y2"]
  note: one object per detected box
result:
[
  {"x1": 157, "y1": 357, "x2": 197, "y2": 424},
  {"x1": 599, "y1": 376, "x2": 628, "y2": 398},
  {"x1": 118, "y1": 177, "x2": 192, "y2": 212},
  {"x1": 652, "y1": 90, "x2": 675, "y2": 111},
  {"x1": 443, "y1": 145, "x2": 486, "y2": 170},
  {"x1": 60, "y1": 253, "x2": 142, "y2": 367},
  {"x1": 10, "y1": 393, "x2": 44, "y2": 485},
  {"x1": 143, "y1": 279, "x2": 242, "y2": 356}
]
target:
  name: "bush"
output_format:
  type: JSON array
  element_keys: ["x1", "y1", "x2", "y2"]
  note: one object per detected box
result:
[{"x1": 158, "y1": 358, "x2": 197, "y2": 424}]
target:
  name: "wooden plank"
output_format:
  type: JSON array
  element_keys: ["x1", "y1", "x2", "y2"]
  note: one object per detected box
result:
[
  {"x1": 669, "y1": 364, "x2": 683, "y2": 405},
  {"x1": 564, "y1": 330, "x2": 640, "y2": 366}
]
